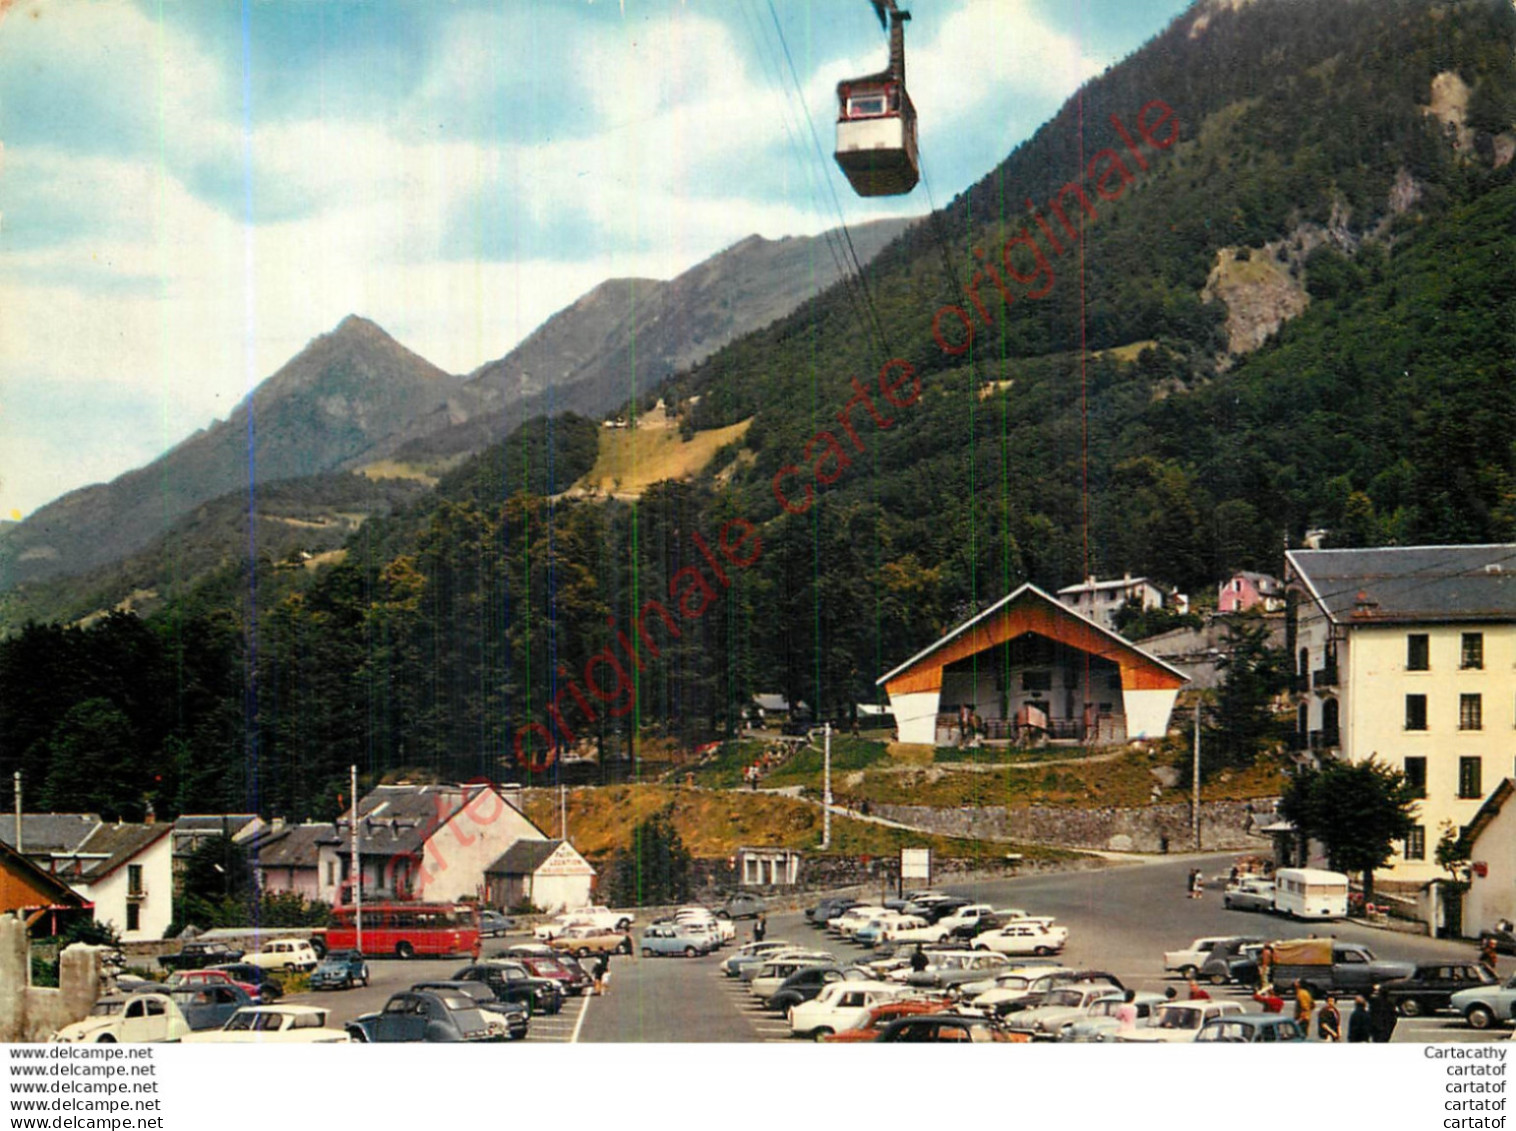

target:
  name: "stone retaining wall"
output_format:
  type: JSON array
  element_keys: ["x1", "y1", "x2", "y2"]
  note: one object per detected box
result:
[
  {"x1": 868, "y1": 798, "x2": 1279, "y2": 854},
  {"x1": 0, "y1": 915, "x2": 102, "y2": 1042}
]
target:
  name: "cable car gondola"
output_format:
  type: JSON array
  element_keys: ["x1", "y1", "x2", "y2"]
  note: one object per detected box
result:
[{"x1": 834, "y1": 0, "x2": 919, "y2": 197}]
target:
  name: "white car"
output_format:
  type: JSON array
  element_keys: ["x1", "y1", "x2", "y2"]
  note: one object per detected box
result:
[
  {"x1": 1116, "y1": 999, "x2": 1248, "y2": 1042},
  {"x1": 829, "y1": 906, "x2": 889, "y2": 938},
  {"x1": 536, "y1": 906, "x2": 634, "y2": 939},
  {"x1": 675, "y1": 907, "x2": 734, "y2": 945},
  {"x1": 1004, "y1": 984, "x2": 1126, "y2": 1039},
  {"x1": 787, "y1": 980, "x2": 915, "y2": 1040},
  {"x1": 1163, "y1": 936, "x2": 1236, "y2": 978},
  {"x1": 51, "y1": 993, "x2": 190, "y2": 1044},
  {"x1": 1223, "y1": 878, "x2": 1277, "y2": 912},
  {"x1": 180, "y1": 1005, "x2": 350, "y2": 1043},
  {"x1": 932, "y1": 904, "x2": 999, "y2": 935},
  {"x1": 973, "y1": 921, "x2": 1069, "y2": 957},
  {"x1": 245, "y1": 939, "x2": 319, "y2": 973},
  {"x1": 751, "y1": 958, "x2": 836, "y2": 1002}
]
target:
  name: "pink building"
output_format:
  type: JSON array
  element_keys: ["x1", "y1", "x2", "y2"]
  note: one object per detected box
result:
[{"x1": 1218, "y1": 570, "x2": 1285, "y2": 614}]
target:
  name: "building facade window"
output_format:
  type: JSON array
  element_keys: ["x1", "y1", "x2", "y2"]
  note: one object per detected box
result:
[
  {"x1": 126, "y1": 903, "x2": 140, "y2": 932},
  {"x1": 1404, "y1": 826, "x2": 1426, "y2": 861},
  {"x1": 1404, "y1": 757, "x2": 1427, "y2": 798},
  {"x1": 127, "y1": 864, "x2": 143, "y2": 895},
  {"x1": 1405, "y1": 694, "x2": 1427, "y2": 731},
  {"x1": 1460, "y1": 694, "x2": 1483, "y2": 731},
  {"x1": 1459, "y1": 756, "x2": 1483, "y2": 799},
  {"x1": 1461, "y1": 632, "x2": 1484, "y2": 670},
  {"x1": 1407, "y1": 634, "x2": 1430, "y2": 671}
]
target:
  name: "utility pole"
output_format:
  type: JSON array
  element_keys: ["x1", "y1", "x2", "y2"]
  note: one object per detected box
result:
[
  {"x1": 13, "y1": 771, "x2": 21, "y2": 854},
  {"x1": 560, "y1": 784, "x2": 568, "y2": 843},
  {"x1": 350, "y1": 764, "x2": 362, "y2": 956},
  {"x1": 822, "y1": 723, "x2": 832, "y2": 850},
  {"x1": 1192, "y1": 702, "x2": 1202, "y2": 851}
]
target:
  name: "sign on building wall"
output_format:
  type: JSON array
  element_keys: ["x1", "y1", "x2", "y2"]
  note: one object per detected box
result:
[{"x1": 537, "y1": 844, "x2": 595, "y2": 878}]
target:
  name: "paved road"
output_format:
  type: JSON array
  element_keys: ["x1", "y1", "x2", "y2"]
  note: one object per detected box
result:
[{"x1": 284, "y1": 854, "x2": 1514, "y2": 1042}]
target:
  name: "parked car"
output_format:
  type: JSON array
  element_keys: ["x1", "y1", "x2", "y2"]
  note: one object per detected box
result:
[
  {"x1": 510, "y1": 952, "x2": 592, "y2": 996},
  {"x1": 1384, "y1": 963, "x2": 1497, "y2": 1016},
  {"x1": 180, "y1": 1004, "x2": 350, "y2": 1043},
  {"x1": 50, "y1": 993, "x2": 190, "y2": 1043},
  {"x1": 898, "y1": 950, "x2": 1011, "y2": 990},
  {"x1": 788, "y1": 980, "x2": 917, "y2": 1039},
  {"x1": 1450, "y1": 971, "x2": 1516, "y2": 1030},
  {"x1": 158, "y1": 941, "x2": 244, "y2": 973},
  {"x1": 453, "y1": 960, "x2": 564, "y2": 1015},
  {"x1": 1193, "y1": 1014, "x2": 1307, "y2": 1042},
  {"x1": 347, "y1": 989, "x2": 504, "y2": 1043},
  {"x1": 1197, "y1": 937, "x2": 1269, "y2": 985},
  {"x1": 167, "y1": 982, "x2": 254, "y2": 1032},
  {"x1": 165, "y1": 967, "x2": 262, "y2": 1000},
  {"x1": 641, "y1": 924, "x2": 717, "y2": 958},
  {"x1": 550, "y1": 925, "x2": 633, "y2": 959},
  {"x1": 873, "y1": 1013, "x2": 1020, "y2": 1043},
  {"x1": 820, "y1": 997, "x2": 956, "y2": 1042},
  {"x1": 207, "y1": 963, "x2": 283, "y2": 1002},
  {"x1": 534, "y1": 905, "x2": 634, "y2": 938},
  {"x1": 807, "y1": 897, "x2": 861, "y2": 925},
  {"x1": 244, "y1": 938, "x2": 319, "y2": 973},
  {"x1": 741, "y1": 949, "x2": 834, "y2": 983},
  {"x1": 1003, "y1": 984, "x2": 1126, "y2": 1040},
  {"x1": 1060, "y1": 992, "x2": 1170, "y2": 1042},
  {"x1": 411, "y1": 980, "x2": 529, "y2": 1040},
  {"x1": 721, "y1": 941, "x2": 792, "y2": 977},
  {"x1": 724, "y1": 893, "x2": 769, "y2": 919},
  {"x1": 1267, "y1": 937, "x2": 1414, "y2": 996},
  {"x1": 309, "y1": 951, "x2": 370, "y2": 991},
  {"x1": 764, "y1": 965, "x2": 846, "y2": 1012},
  {"x1": 1116, "y1": 999, "x2": 1247, "y2": 1043},
  {"x1": 751, "y1": 958, "x2": 838, "y2": 1002},
  {"x1": 973, "y1": 920, "x2": 1069, "y2": 957},
  {"x1": 1163, "y1": 936, "x2": 1237, "y2": 980},
  {"x1": 478, "y1": 910, "x2": 515, "y2": 938},
  {"x1": 1224, "y1": 877, "x2": 1277, "y2": 912}
]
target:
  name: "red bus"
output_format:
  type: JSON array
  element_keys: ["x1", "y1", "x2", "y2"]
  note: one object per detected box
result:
[{"x1": 326, "y1": 902, "x2": 481, "y2": 959}]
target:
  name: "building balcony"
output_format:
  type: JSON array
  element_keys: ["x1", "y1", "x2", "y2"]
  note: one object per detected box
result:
[{"x1": 1311, "y1": 664, "x2": 1338, "y2": 690}]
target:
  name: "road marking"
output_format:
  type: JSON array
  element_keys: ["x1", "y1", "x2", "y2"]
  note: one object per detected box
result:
[{"x1": 570, "y1": 991, "x2": 592, "y2": 1044}]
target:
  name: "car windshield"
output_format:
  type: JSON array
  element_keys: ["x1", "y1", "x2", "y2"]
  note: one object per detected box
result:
[
  {"x1": 89, "y1": 1000, "x2": 125, "y2": 1017},
  {"x1": 1043, "y1": 989, "x2": 1084, "y2": 1008},
  {"x1": 1157, "y1": 1006, "x2": 1202, "y2": 1030},
  {"x1": 224, "y1": 1011, "x2": 281, "y2": 1032}
]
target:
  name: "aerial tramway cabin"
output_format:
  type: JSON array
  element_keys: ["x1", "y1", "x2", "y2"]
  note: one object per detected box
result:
[
  {"x1": 877, "y1": 583, "x2": 1188, "y2": 747},
  {"x1": 834, "y1": 3, "x2": 919, "y2": 197}
]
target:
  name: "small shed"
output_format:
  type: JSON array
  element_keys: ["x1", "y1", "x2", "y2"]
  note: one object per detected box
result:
[
  {"x1": 736, "y1": 846, "x2": 802, "y2": 888},
  {"x1": 485, "y1": 839, "x2": 595, "y2": 914}
]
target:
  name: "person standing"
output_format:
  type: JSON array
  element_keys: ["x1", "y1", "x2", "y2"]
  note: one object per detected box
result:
[
  {"x1": 1186, "y1": 977, "x2": 1211, "y2": 1001},
  {"x1": 1257, "y1": 941, "x2": 1276, "y2": 992},
  {"x1": 1368, "y1": 983, "x2": 1397, "y2": 1043},
  {"x1": 754, "y1": 914, "x2": 767, "y2": 943},
  {"x1": 1479, "y1": 936, "x2": 1499, "y2": 979},
  {"x1": 1113, "y1": 989, "x2": 1139, "y2": 1036},
  {"x1": 910, "y1": 943, "x2": 928, "y2": 974},
  {"x1": 1317, "y1": 995, "x2": 1342, "y2": 1042},
  {"x1": 593, "y1": 951, "x2": 610, "y2": 996},
  {"x1": 1347, "y1": 995, "x2": 1371, "y2": 1042}
]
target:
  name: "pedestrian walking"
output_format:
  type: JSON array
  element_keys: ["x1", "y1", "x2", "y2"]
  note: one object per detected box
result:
[
  {"x1": 470, "y1": 938, "x2": 482, "y2": 964},
  {"x1": 1317, "y1": 995, "x2": 1342, "y2": 1042},
  {"x1": 1368, "y1": 983, "x2": 1397, "y2": 1043},
  {"x1": 593, "y1": 952, "x2": 610, "y2": 996},
  {"x1": 910, "y1": 943, "x2": 928, "y2": 974},
  {"x1": 1292, "y1": 980, "x2": 1315, "y2": 1031},
  {"x1": 754, "y1": 914, "x2": 767, "y2": 943},
  {"x1": 1347, "y1": 995, "x2": 1371, "y2": 1042},
  {"x1": 1252, "y1": 987, "x2": 1284, "y2": 1013}
]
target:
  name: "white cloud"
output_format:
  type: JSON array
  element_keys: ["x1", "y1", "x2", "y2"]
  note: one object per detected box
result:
[{"x1": 4, "y1": 1, "x2": 1100, "y2": 518}]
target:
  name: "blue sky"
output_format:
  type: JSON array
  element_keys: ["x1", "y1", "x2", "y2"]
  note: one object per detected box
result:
[{"x1": 0, "y1": 0, "x2": 1194, "y2": 520}]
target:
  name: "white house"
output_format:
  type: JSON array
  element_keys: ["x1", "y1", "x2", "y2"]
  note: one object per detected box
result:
[
  {"x1": 316, "y1": 783, "x2": 554, "y2": 906},
  {"x1": 1287, "y1": 544, "x2": 1516, "y2": 883},
  {"x1": 1461, "y1": 778, "x2": 1516, "y2": 939},
  {"x1": 1056, "y1": 574, "x2": 1167, "y2": 631},
  {"x1": 0, "y1": 815, "x2": 174, "y2": 942},
  {"x1": 484, "y1": 840, "x2": 595, "y2": 913}
]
